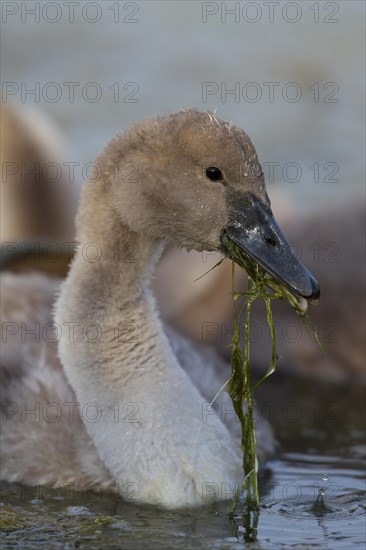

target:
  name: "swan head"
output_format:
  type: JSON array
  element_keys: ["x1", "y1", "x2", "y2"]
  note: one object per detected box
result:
[{"x1": 106, "y1": 109, "x2": 319, "y2": 301}]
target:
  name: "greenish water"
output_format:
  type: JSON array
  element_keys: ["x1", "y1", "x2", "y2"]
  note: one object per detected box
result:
[{"x1": 1, "y1": 378, "x2": 364, "y2": 549}]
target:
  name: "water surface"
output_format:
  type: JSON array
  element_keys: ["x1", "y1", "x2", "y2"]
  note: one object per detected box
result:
[{"x1": 1, "y1": 378, "x2": 364, "y2": 549}]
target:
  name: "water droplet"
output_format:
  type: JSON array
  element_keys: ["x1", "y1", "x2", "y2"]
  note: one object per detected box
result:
[
  {"x1": 323, "y1": 474, "x2": 328, "y2": 481},
  {"x1": 319, "y1": 488, "x2": 325, "y2": 497}
]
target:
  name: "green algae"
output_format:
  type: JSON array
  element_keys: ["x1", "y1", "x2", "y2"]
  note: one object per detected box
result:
[
  {"x1": 0, "y1": 498, "x2": 116, "y2": 545},
  {"x1": 223, "y1": 235, "x2": 324, "y2": 512},
  {"x1": 0, "y1": 507, "x2": 30, "y2": 532}
]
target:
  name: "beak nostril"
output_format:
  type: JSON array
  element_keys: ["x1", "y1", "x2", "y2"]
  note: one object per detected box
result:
[{"x1": 265, "y1": 236, "x2": 277, "y2": 247}]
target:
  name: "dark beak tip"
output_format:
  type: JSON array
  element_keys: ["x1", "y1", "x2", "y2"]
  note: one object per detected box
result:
[
  {"x1": 295, "y1": 271, "x2": 320, "y2": 302},
  {"x1": 223, "y1": 194, "x2": 321, "y2": 303},
  {"x1": 307, "y1": 276, "x2": 320, "y2": 302}
]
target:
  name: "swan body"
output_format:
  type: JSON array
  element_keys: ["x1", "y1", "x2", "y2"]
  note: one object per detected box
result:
[
  {"x1": 1, "y1": 272, "x2": 272, "y2": 505},
  {"x1": 1, "y1": 110, "x2": 318, "y2": 508}
]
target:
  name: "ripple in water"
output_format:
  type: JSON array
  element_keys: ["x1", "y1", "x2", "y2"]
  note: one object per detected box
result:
[{"x1": 260, "y1": 487, "x2": 365, "y2": 521}]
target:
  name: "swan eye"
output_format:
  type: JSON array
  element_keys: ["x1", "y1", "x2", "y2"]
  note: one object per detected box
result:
[{"x1": 206, "y1": 166, "x2": 223, "y2": 181}]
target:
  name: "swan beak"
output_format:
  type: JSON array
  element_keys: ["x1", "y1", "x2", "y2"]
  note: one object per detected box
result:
[{"x1": 221, "y1": 193, "x2": 320, "y2": 301}]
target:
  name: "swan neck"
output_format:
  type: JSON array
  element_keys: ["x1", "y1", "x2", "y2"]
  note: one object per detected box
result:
[{"x1": 74, "y1": 177, "x2": 163, "y2": 304}]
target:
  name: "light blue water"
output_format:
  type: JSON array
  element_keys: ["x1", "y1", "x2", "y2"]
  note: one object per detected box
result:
[{"x1": 1, "y1": 1, "x2": 365, "y2": 210}]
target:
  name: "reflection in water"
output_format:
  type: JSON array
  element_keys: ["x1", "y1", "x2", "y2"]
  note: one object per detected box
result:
[{"x1": 228, "y1": 500, "x2": 260, "y2": 543}]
